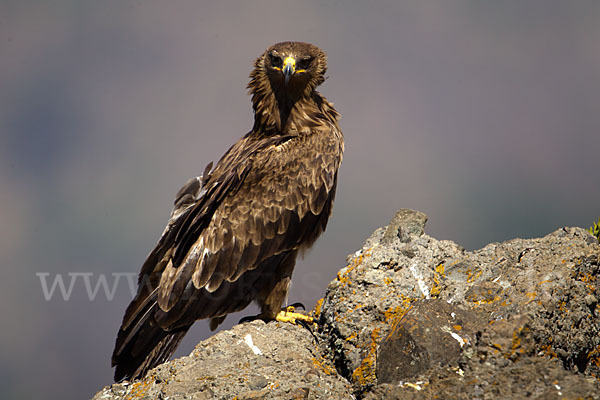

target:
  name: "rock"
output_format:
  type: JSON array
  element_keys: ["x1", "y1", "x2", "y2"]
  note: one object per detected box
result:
[
  {"x1": 318, "y1": 208, "x2": 600, "y2": 398},
  {"x1": 92, "y1": 209, "x2": 600, "y2": 399},
  {"x1": 376, "y1": 299, "x2": 481, "y2": 383},
  {"x1": 93, "y1": 321, "x2": 352, "y2": 399}
]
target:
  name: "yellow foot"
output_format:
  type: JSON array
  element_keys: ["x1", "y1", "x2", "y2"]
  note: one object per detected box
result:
[{"x1": 275, "y1": 306, "x2": 314, "y2": 325}]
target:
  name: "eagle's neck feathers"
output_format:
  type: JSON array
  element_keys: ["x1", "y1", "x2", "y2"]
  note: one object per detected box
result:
[{"x1": 247, "y1": 57, "x2": 331, "y2": 136}]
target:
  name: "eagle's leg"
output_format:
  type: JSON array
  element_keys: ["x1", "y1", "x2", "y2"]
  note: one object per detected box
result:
[
  {"x1": 259, "y1": 251, "x2": 311, "y2": 323},
  {"x1": 240, "y1": 250, "x2": 314, "y2": 326},
  {"x1": 259, "y1": 276, "x2": 315, "y2": 326},
  {"x1": 238, "y1": 276, "x2": 293, "y2": 325},
  {"x1": 257, "y1": 274, "x2": 292, "y2": 320}
]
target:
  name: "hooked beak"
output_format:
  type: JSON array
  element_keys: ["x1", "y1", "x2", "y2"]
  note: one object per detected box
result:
[{"x1": 282, "y1": 56, "x2": 295, "y2": 85}]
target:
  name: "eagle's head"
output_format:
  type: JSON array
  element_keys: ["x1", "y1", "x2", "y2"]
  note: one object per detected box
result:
[{"x1": 250, "y1": 41, "x2": 327, "y2": 100}]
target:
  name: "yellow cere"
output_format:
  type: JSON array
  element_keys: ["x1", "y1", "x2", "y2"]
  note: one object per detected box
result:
[
  {"x1": 283, "y1": 56, "x2": 296, "y2": 69},
  {"x1": 283, "y1": 56, "x2": 306, "y2": 73}
]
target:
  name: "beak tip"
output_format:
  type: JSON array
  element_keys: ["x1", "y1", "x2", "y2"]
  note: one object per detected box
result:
[{"x1": 282, "y1": 61, "x2": 294, "y2": 85}]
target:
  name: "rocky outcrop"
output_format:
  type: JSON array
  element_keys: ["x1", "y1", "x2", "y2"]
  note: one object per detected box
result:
[
  {"x1": 318, "y1": 209, "x2": 600, "y2": 399},
  {"x1": 93, "y1": 321, "x2": 351, "y2": 399},
  {"x1": 93, "y1": 209, "x2": 600, "y2": 399}
]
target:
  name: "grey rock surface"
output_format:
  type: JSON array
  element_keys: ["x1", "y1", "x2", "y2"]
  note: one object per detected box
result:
[
  {"x1": 93, "y1": 209, "x2": 600, "y2": 399},
  {"x1": 93, "y1": 320, "x2": 352, "y2": 400}
]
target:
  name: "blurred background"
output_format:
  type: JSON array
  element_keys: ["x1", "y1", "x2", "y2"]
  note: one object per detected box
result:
[{"x1": 1, "y1": 1, "x2": 599, "y2": 399}]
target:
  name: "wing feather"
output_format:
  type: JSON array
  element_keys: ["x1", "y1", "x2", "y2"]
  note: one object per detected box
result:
[
  {"x1": 236, "y1": 242, "x2": 260, "y2": 275},
  {"x1": 226, "y1": 237, "x2": 244, "y2": 281},
  {"x1": 277, "y1": 208, "x2": 291, "y2": 234},
  {"x1": 192, "y1": 248, "x2": 217, "y2": 289},
  {"x1": 151, "y1": 123, "x2": 341, "y2": 328},
  {"x1": 310, "y1": 183, "x2": 329, "y2": 215}
]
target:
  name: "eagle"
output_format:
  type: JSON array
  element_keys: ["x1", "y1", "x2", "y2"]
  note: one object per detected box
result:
[{"x1": 111, "y1": 41, "x2": 343, "y2": 381}]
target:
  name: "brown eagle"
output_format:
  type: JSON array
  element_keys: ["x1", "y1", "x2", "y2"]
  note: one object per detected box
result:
[{"x1": 111, "y1": 41, "x2": 343, "y2": 381}]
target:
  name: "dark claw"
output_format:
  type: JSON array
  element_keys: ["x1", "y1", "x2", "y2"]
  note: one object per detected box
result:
[
  {"x1": 297, "y1": 319, "x2": 310, "y2": 330},
  {"x1": 297, "y1": 319, "x2": 319, "y2": 341},
  {"x1": 288, "y1": 302, "x2": 306, "y2": 311},
  {"x1": 239, "y1": 314, "x2": 261, "y2": 324}
]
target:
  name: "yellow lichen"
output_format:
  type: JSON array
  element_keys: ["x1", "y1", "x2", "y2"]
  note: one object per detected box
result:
[
  {"x1": 576, "y1": 272, "x2": 597, "y2": 293},
  {"x1": 346, "y1": 332, "x2": 358, "y2": 342},
  {"x1": 124, "y1": 376, "x2": 153, "y2": 399},
  {"x1": 504, "y1": 326, "x2": 530, "y2": 360},
  {"x1": 268, "y1": 382, "x2": 280, "y2": 389},
  {"x1": 463, "y1": 266, "x2": 483, "y2": 283},
  {"x1": 540, "y1": 343, "x2": 558, "y2": 359},
  {"x1": 430, "y1": 264, "x2": 445, "y2": 298},
  {"x1": 313, "y1": 298, "x2": 324, "y2": 319},
  {"x1": 383, "y1": 295, "x2": 416, "y2": 330},
  {"x1": 524, "y1": 292, "x2": 537, "y2": 304},
  {"x1": 311, "y1": 356, "x2": 336, "y2": 376},
  {"x1": 435, "y1": 264, "x2": 445, "y2": 275},
  {"x1": 336, "y1": 248, "x2": 373, "y2": 287},
  {"x1": 588, "y1": 345, "x2": 600, "y2": 368},
  {"x1": 469, "y1": 295, "x2": 501, "y2": 306},
  {"x1": 351, "y1": 328, "x2": 381, "y2": 387}
]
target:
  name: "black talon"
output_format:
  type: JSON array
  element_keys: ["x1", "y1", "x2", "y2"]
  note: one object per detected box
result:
[
  {"x1": 239, "y1": 314, "x2": 261, "y2": 324},
  {"x1": 297, "y1": 319, "x2": 319, "y2": 341},
  {"x1": 297, "y1": 319, "x2": 310, "y2": 330},
  {"x1": 288, "y1": 302, "x2": 306, "y2": 310}
]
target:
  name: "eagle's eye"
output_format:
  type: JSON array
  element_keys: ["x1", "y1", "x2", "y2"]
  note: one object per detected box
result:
[
  {"x1": 269, "y1": 53, "x2": 283, "y2": 69},
  {"x1": 296, "y1": 57, "x2": 314, "y2": 71}
]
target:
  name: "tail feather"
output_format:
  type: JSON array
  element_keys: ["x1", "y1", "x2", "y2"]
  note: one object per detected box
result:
[{"x1": 112, "y1": 297, "x2": 190, "y2": 382}]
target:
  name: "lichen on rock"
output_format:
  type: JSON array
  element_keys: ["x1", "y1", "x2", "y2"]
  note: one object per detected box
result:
[{"x1": 318, "y1": 209, "x2": 600, "y2": 398}]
